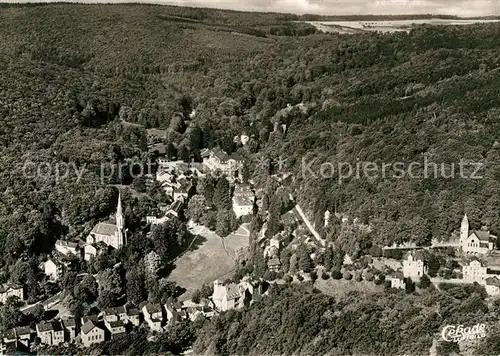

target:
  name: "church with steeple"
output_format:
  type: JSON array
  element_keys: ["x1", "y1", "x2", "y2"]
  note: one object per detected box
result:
[
  {"x1": 86, "y1": 191, "x2": 125, "y2": 250},
  {"x1": 460, "y1": 213, "x2": 496, "y2": 254}
]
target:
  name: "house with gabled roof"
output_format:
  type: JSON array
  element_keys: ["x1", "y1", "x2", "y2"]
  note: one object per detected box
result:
[
  {"x1": 14, "y1": 327, "x2": 32, "y2": 348},
  {"x1": 388, "y1": 271, "x2": 406, "y2": 289},
  {"x1": 61, "y1": 317, "x2": 76, "y2": 342},
  {"x1": 141, "y1": 303, "x2": 164, "y2": 332},
  {"x1": 36, "y1": 320, "x2": 64, "y2": 346},
  {"x1": 55, "y1": 240, "x2": 79, "y2": 257},
  {"x1": 485, "y1": 276, "x2": 500, "y2": 296},
  {"x1": 212, "y1": 279, "x2": 253, "y2": 312},
  {"x1": 402, "y1": 251, "x2": 426, "y2": 279},
  {"x1": 463, "y1": 259, "x2": 488, "y2": 283},
  {"x1": 80, "y1": 319, "x2": 105, "y2": 347}
]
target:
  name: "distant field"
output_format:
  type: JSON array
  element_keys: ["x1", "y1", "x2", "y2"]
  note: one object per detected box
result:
[
  {"x1": 305, "y1": 18, "x2": 500, "y2": 34},
  {"x1": 167, "y1": 224, "x2": 250, "y2": 300}
]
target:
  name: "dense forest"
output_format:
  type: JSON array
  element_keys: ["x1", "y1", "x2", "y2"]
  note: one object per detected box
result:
[{"x1": 2, "y1": 3, "x2": 500, "y2": 354}]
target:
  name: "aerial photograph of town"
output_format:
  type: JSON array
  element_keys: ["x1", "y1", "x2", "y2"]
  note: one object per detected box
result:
[{"x1": 0, "y1": 0, "x2": 499, "y2": 355}]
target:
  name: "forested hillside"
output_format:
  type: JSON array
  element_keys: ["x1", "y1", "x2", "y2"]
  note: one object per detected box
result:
[
  {"x1": 2, "y1": 3, "x2": 500, "y2": 264},
  {"x1": 1, "y1": 3, "x2": 500, "y2": 355}
]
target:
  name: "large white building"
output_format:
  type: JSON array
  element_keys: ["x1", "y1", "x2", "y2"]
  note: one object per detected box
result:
[
  {"x1": 202, "y1": 147, "x2": 244, "y2": 176},
  {"x1": 402, "y1": 251, "x2": 426, "y2": 279},
  {"x1": 87, "y1": 192, "x2": 125, "y2": 250},
  {"x1": 460, "y1": 214, "x2": 496, "y2": 254},
  {"x1": 462, "y1": 259, "x2": 488, "y2": 283}
]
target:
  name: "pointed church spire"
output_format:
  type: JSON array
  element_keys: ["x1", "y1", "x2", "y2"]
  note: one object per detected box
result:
[
  {"x1": 115, "y1": 189, "x2": 125, "y2": 247},
  {"x1": 117, "y1": 190, "x2": 123, "y2": 216}
]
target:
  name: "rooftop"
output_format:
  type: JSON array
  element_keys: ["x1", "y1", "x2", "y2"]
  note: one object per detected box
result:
[{"x1": 91, "y1": 222, "x2": 118, "y2": 237}]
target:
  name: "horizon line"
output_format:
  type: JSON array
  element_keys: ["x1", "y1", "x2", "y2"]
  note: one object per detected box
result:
[{"x1": 1, "y1": 1, "x2": 499, "y2": 18}]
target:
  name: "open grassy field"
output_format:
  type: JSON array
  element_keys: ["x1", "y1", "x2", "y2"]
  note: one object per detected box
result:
[{"x1": 167, "y1": 223, "x2": 250, "y2": 300}]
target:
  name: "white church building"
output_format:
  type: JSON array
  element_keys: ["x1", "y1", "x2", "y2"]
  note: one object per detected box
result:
[
  {"x1": 86, "y1": 192, "x2": 126, "y2": 250},
  {"x1": 460, "y1": 214, "x2": 496, "y2": 254}
]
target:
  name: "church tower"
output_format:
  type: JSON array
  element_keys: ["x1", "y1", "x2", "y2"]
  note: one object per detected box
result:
[
  {"x1": 460, "y1": 213, "x2": 469, "y2": 244},
  {"x1": 116, "y1": 191, "x2": 125, "y2": 247}
]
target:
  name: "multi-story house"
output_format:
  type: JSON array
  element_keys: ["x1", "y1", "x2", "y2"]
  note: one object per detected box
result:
[
  {"x1": 14, "y1": 327, "x2": 32, "y2": 348},
  {"x1": 102, "y1": 306, "x2": 127, "y2": 338},
  {"x1": 36, "y1": 321, "x2": 64, "y2": 346},
  {"x1": 402, "y1": 251, "x2": 427, "y2": 279},
  {"x1": 43, "y1": 259, "x2": 64, "y2": 282},
  {"x1": 212, "y1": 279, "x2": 253, "y2": 312},
  {"x1": 126, "y1": 308, "x2": 141, "y2": 327},
  {"x1": 462, "y1": 259, "x2": 488, "y2": 283},
  {"x1": 142, "y1": 303, "x2": 164, "y2": 332},
  {"x1": 202, "y1": 147, "x2": 244, "y2": 177},
  {"x1": 61, "y1": 318, "x2": 76, "y2": 342},
  {"x1": 81, "y1": 319, "x2": 105, "y2": 347}
]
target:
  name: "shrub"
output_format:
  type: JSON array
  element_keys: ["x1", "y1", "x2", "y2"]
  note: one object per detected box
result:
[
  {"x1": 419, "y1": 274, "x2": 431, "y2": 289},
  {"x1": 297, "y1": 274, "x2": 304, "y2": 282},
  {"x1": 364, "y1": 271, "x2": 374, "y2": 281},
  {"x1": 284, "y1": 275, "x2": 293, "y2": 283},
  {"x1": 321, "y1": 272, "x2": 330, "y2": 280},
  {"x1": 309, "y1": 271, "x2": 318, "y2": 282},
  {"x1": 331, "y1": 270, "x2": 342, "y2": 280},
  {"x1": 343, "y1": 271, "x2": 352, "y2": 280},
  {"x1": 355, "y1": 272, "x2": 363, "y2": 282}
]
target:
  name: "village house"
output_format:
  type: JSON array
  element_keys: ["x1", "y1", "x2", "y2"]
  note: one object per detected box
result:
[
  {"x1": 126, "y1": 308, "x2": 141, "y2": 327},
  {"x1": 460, "y1": 214, "x2": 496, "y2": 254},
  {"x1": 36, "y1": 321, "x2": 64, "y2": 346},
  {"x1": 55, "y1": 240, "x2": 79, "y2": 257},
  {"x1": 101, "y1": 306, "x2": 127, "y2": 338},
  {"x1": 232, "y1": 184, "x2": 254, "y2": 218},
  {"x1": 146, "y1": 199, "x2": 183, "y2": 226},
  {"x1": 43, "y1": 259, "x2": 64, "y2": 282},
  {"x1": 61, "y1": 318, "x2": 76, "y2": 342},
  {"x1": 402, "y1": 251, "x2": 427, "y2": 279},
  {"x1": 14, "y1": 327, "x2": 32, "y2": 348},
  {"x1": 142, "y1": 303, "x2": 164, "y2": 332},
  {"x1": 388, "y1": 272, "x2": 406, "y2": 289},
  {"x1": 462, "y1": 259, "x2": 488, "y2": 283},
  {"x1": 485, "y1": 276, "x2": 500, "y2": 296},
  {"x1": 0, "y1": 283, "x2": 24, "y2": 303},
  {"x1": 212, "y1": 279, "x2": 253, "y2": 312},
  {"x1": 1, "y1": 329, "x2": 16, "y2": 345},
  {"x1": 80, "y1": 319, "x2": 106, "y2": 347},
  {"x1": 186, "y1": 305, "x2": 216, "y2": 321},
  {"x1": 84, "y1": 242, "x2": 109, "y2": 261},
  {"x1": 232, "y1": 196, "x2": 254, "y2": 218},
  {"x1": 165, "y1": 300, "x2": 187, "y2": 326},
  {"x1": 0, "y1": 329, "x2": 16, "y2": 355},
  {"x1": 202, "y1": 147, "x2": 244, "y2": 177},
  {"x1": 86, "y1": 192, "x2": 125, "y2": 250}
]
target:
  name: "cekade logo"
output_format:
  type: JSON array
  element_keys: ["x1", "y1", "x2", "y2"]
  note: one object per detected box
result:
[{"x1": 441, "y1": 323, "x2": 487, "y2": 342}]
